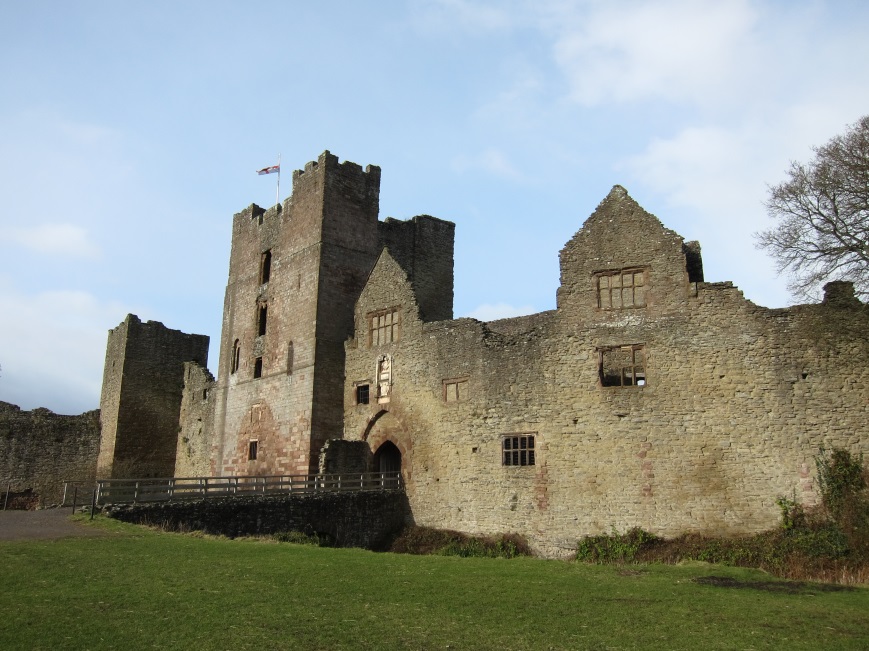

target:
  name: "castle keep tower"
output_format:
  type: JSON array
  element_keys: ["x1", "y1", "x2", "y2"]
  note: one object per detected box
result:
[{"x1": 210, "y1": 151, "x2": 456, "y2": 476}]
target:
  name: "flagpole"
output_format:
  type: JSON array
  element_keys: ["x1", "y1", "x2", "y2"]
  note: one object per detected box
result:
[{"x1": 276, "y1": 153, "x2": 281, "y2": 208}]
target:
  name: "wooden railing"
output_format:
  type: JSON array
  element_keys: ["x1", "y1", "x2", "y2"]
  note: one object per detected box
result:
[{"x1": 96, "y1": 472, "x2": 402, "y2": 506}]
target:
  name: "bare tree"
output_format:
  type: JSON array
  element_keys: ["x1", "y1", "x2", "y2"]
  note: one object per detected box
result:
[{"x1": 756, "y1": 115, "x2": 869, "y2": 301}]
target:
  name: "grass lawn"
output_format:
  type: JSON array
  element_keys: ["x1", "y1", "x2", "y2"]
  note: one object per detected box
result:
[{"x1": 0, "y1": 517, "x2": 867, "y2": 650}]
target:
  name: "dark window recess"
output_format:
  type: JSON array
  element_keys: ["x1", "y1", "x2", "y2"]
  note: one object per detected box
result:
[
  {"x1": 356, "y1": 384, "x2": 370, "y2": 405},
  {"x1": 599, "y1": 345, "x2": 646, "y2": 387},
  {"x1": 260, "y1": 250, "x2": 272, "y2": 284},
  {"x1": 258, "y1": 304, "x2": 268, "y2": 336},
  {"x1": 248, "y1": 440, "x2": 258, "y2": 461},
  {"x1": 502, "y1": 435, "x2": 535, "y2": 466},
  {"x1": 231, "y1": 339, "x2": 240, "y2": 374},
  {"x1": 253, "y1": 357, "x2": 263, "y2": 379},
  {"x1": 287, "y1": 341, "x2": 294, "y2": 375}
]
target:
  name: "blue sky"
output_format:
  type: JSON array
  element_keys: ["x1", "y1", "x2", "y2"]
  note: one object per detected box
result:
[{"x1": 1, "y1": 0, "x2": 867, "y2": 414}]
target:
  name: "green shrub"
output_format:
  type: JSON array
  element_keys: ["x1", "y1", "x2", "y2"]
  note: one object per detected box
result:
[
  {"x1": 575, "y1": 527, "x2": 660, "y2": 563},
  {"x1": 273, "y1": 530, "x2": 332, "y2": 547}
]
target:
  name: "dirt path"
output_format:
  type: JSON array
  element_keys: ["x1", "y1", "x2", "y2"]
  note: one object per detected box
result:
[{"x1": 0, "y1": 508, "x2": 110, "y2": 541}]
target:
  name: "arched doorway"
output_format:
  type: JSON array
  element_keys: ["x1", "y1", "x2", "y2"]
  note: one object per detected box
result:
[{"x1": 373, "y1": 440, "x2": 401, "y2": 474}]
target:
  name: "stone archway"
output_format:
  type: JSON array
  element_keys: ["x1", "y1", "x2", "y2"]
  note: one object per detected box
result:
[{"x1": 362, "y1": 410, "x2": 412, "y2": 481}]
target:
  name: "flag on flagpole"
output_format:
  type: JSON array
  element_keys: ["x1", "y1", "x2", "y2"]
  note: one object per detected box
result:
[{"x1": 257, "y1": 164, "x2": 280, "y2": 175}]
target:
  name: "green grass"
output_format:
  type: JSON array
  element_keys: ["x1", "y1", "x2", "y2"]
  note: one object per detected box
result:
[{"x1": 1, "y1": 517, "x2": 867, "y2": 650}]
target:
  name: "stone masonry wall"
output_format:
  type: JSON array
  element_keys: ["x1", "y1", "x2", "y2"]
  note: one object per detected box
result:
[
  {"x1": 176, "y1": 362, "x2": 215, "y2": 477},
  {"x1": 344, "y1": 187, "x2": 869, "y2": 558},
  {"x1": 0, "y1": 402, "x2": 100, "y2": 505},
  {"x1": 98, "y1": 315, "x2": 209, "y2": 479}
]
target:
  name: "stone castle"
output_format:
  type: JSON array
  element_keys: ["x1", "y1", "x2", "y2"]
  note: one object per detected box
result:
[{"x1": 95, "y1": 150, "x2": 868, "y2": 556}]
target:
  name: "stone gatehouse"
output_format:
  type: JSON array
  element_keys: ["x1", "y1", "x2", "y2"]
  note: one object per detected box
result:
[{"x1": 98, "y1": 151, "x2": 869, "y2": 557}]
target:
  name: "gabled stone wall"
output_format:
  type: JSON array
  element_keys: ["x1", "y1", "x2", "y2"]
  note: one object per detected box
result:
[{"x1": 343, "y1": 187, "x2": 869, "y2": 557}]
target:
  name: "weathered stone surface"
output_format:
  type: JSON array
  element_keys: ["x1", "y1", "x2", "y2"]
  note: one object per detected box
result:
[
  {"x1": 98, "y1": 314, "x2": 209, "y2": 479},
  {"x1": 0, "y1": 402, "x2": 99, "y2": 505},
  {"x1": 343, "y1": 185, "x2": 869, "y2": 557}
]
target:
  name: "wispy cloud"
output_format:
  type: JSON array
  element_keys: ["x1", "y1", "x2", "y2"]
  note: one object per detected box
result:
[
  {"x1": 0, "y1": 278, "x2": 134, "y2": 414},
  {"x1": 452, "y1": 148, "x2": 525, "y2": 181},
  {"x1": 1, "y1": 223, "x2": 100, "y2": 257}
]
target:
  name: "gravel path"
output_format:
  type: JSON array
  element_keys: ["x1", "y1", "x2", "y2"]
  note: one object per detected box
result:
[{"x1": 0, "y1": 508, "x2": 111, "y2": 541}]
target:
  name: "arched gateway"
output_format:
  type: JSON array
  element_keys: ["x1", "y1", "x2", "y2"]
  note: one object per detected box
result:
[{"x1": 363, "y1": 410, "x2": 410, "y2": 478}]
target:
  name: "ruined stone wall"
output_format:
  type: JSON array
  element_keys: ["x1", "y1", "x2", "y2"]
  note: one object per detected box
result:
[
  {"x1": 0, "y1": 402, "x2": 100, "y2": 505},
  {"x1": 98, "y1": 315, "x2": 209, "y2": 479},
  {"x1": 344, "y1": 187, "x2": 869, "y2": 557},
  {"x1": 176, "y1": 362, "x2": 215, "y2": 477},
  {"x1": 105, "y1": 491, "x2": 410, "y2": 550},
  {"x1": 379, "y1": 215, "x2": 455, "y2": 321}
]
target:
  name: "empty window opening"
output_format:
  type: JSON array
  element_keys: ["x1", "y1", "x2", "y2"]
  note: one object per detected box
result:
[
  {"x1": 253, "y1": 356, "x2": 263, "y2": 378},
  {"x1": 231, "y1": 339, "x2": 241, "y2": 374},
  {"x1": 443, "y1": 378, "x2": 469, "y2": 402},
  {"x1": 596, "y1": 268, "x2": 647, "y2": 309},
  {"x1": 599, "y1": 345, "x2": 646, "y2": 387},
  {"x1": 287, "y1": 341, "x2": 294, "y2": 375},
  {"x1": 502, "y1": 435, "x2": 535, "y2": 466},
  {"x1": 368, "y1": 307, "x2": 400, "y2": 346},
  {"x1": 257, "y1": 303, "x2": 268, "y2": 336},
  {"x1": 248, "y1": 440, "x2": 258, "y2": 461},
  {"x1": 356, "y1": 383, "x2": 370, "y2": 405},
  {"x1": 260, "y1": 250, "x2": 272, "y2": 284}
]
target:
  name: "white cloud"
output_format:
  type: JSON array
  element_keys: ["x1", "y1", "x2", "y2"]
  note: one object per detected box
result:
[
  {"x1": 550, "y1": 0, "x2": 759, "y2": 107},
  {"x1": 0, "y1": 277, "x2": 134, "y2": 414},
  {"x1": 1, "y1": 223, "x2": 100, "y2": 257},
  {"x1": 465, "y1": 302, "x2": 536, "y2": 321}
]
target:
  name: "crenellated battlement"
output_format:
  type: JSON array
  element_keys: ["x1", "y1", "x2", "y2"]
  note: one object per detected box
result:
[{"x1": 292, "y1": 150, "x2": 381, "y2": 188}]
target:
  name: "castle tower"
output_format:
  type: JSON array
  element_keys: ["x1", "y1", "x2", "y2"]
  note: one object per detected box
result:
[
  {"x1": 98, "y1": 314, "x2": 209, "y2": 478},
  {"x1": 211, "y1": 151, "x2": 384, "y2": 476}
]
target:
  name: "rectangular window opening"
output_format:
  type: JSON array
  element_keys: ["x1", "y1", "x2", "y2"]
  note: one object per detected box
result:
[
  {"x1": 356, "y1": 384, "x2": 370, "y2": 405},
  {"x1": 599, "y1": 345, "x2": 646, "y2": 387},
  {"x1": 260, "y1": 250, "x2": 272, "y2": 284},
  {"x1": 258, "y1": 304, "x2": 268, "y2": 336},
  {"x1": 368, "y1": 307, "x2": 401, "y2": 346},
  {"x1": 253, "y1": 357, "x2": 263, "y2": 379},
  {"x1": 248, "y1": 440, "x2": 258, "y2": 461},
  {"x1": 502, "y1": 434, "x2": 536, "y2": 466},
  {"x1": 595, "y1": 268, "x2": 647, "y2": 310}
]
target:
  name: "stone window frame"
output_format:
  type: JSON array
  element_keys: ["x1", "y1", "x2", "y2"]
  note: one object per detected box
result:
[
  {"x1": 442, "y1": 377, "x2": 469, "y2": 403},
  {"x1": 594, "y1": 267, "x2": 648, "y2": 310},
  {"x1": 502, "y1": 434, "x2": 536, "y2": 467},
  {"x1": 354, "y1": 382, "x2": 371, "y2": 405},
  {"x1": 260, "y1": 249, "x2": 272, "y2": 285},
  {"x1": 257, "y1": 301, "x2": 268, "y2": 336},
  {"x1": 368, "y1": 307, "x2": 401, "y2": 347},
  {"x1": 598, "y1": 344, "x2": 646, "y2": 388},
  {"x1": 253, "y1": 356, "x2": 263, "y2": 379},
  {"x1": 248, "y1": 440, "x2": 258, "y2": 461},
  {"x1": 230, "y1": 339, "x2": 241, "y2": 374}
]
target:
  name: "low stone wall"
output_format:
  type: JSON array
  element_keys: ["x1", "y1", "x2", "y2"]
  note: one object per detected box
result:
[{"x1": 104, "y1": 490, "x2": 411, "y2": 549}]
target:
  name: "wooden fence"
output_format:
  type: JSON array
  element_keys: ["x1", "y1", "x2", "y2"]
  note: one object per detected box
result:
[{"x1": 96, "y1": 472, "x2": 402, "y2": 506}]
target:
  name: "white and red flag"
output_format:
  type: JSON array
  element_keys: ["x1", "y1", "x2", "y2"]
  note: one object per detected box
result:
[{"x1": 257, "y1": 164, "x2": 280, "y2": 175}]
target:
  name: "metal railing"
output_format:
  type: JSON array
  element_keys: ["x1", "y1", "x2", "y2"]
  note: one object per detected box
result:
[{"x1": 96, "y1": 471, "x2": 402, "y2": 506}]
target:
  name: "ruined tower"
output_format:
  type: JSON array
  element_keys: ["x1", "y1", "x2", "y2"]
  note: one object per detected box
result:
[{"x1": 98, "y1": 314, "x2": 209, "y2": 478}]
